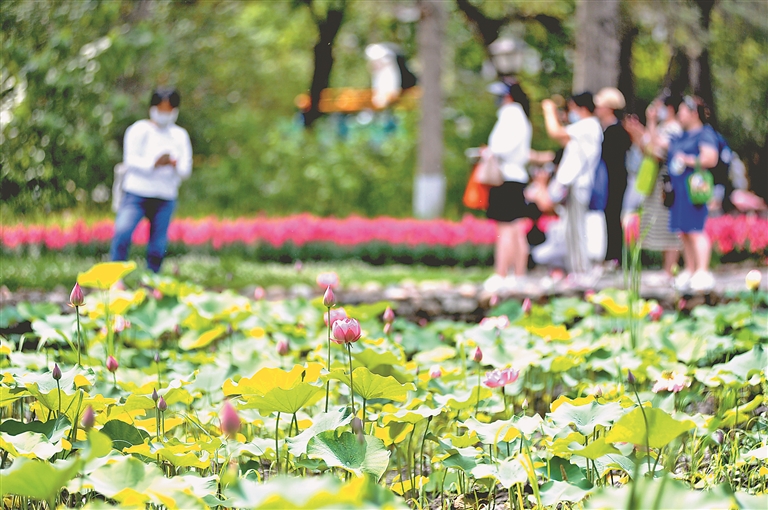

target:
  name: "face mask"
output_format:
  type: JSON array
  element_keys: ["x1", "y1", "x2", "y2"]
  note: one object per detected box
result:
[
  {"x1": 150, "y1": 107, "x2": 178, "y2": 128},
  {"x1": 657, "y1": 107, "x2": 668, "y2": 122},
  {"x1": 567, "y1": 111, "x2": 581, "y2": 124}
]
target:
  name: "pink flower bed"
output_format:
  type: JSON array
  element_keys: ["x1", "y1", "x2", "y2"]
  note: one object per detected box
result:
[{"x1": 1, "y1": 214, "x2": 766, "y2": 256}]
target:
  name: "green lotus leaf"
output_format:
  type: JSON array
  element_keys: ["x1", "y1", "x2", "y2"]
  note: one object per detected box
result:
[
  {"x1": 711, "y1": 345, "x2": 767, "y2": 383},
  {"x1": 182, "y1": 291, "x2": 251, "y2": 321},
  {"x1": 0, "y1": 430, "x2": 65, "y2": 459},
  {"x1": 85, "y1": 429, "x2": 115, "y2": 461},
  {"x1": 287, "y1": 406, "x2": 352, "y2": 457},
  {"x1": 327, "y1": 367, "x2": 414, "y2": 402},
  {"x1": 0, "y1": 417, "x2": 70, "y2": 440},
  {"x1": 442, "y1": 452, "x2": 478, "y2": 471},
  {"x1": 100, "y1": 420, "x2": 150, "y2": 451},
  {"x1": 540, "y1": 480, "x2": 593, "y2": 505},
  {"x1": 307, "y1": 430, "x2": 390, "y2": 480},
  {"x1": 585, "y1": 475, "x2": 739, "y2": 510},
  {"x1": 433, "y1": 386, "x2": 493, "y2": 410},
  {"x1": 568, "y1": 437, "x2": 622, "y2": 460},
  {"x1": 0, "y1": 386, "x2": 28, "y2": 407},
  {"x1": 550, "y1": 401, "x2": 625, "y2": 436},
  {"x1": 78, "y1": 261, "x2": 137, "y2": 290},
  {"x1": 604, "y1": 407, "x2": 695, "y2": 449},
  {"x1": 380, "y1": 406, "x2": 443, "y2": 425},
  {"x1": 15, "y1": 302, "x2": 59, "y2": 322},
  {"x1": 179, "y1": 325, "x2": 228, "y2": 350},
  {"x1": 240, "y1": 382, "x2": 323, "y2": 414},
  {"x1": 471, "y1": 457, "x2": 528, "y2": 489},
  {"x1": 742, "y1": 445, "x2": 768, "y2": 461},
  {"x1": 0, "y1": 457, "x2": 80, "y2": 500},
  {"x1": 352, "y1": 346, "x2": 405, "y2": 370}
]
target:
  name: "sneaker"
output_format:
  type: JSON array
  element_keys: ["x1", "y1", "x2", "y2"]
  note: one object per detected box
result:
[
  {"x1": 483, "y1": 274, "x2": 506, "y2": 293},
  {"x1": 674, "y1": 271, "x2": 692, "y2": 292},
  {"x1": 689, "y1": 271, "x2": 715, "y2": 293}
]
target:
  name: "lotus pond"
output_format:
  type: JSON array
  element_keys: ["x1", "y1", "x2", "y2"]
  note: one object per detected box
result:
[{"x1": 1, "y1": 262, "x2": 767, "y2": 509}]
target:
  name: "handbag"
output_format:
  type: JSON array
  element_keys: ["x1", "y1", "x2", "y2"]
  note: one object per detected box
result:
[
  {"x1": 635, "y1": 155, "x2": 659, "y2": 197},
  {"x1": 475, "y1": 149, "x2": 504, "y2": 187},
  {"x1": 662, "y1": 174, "x2": 675, "y2": 208},
  {"x1": 463, "y1": 163, "x2": 491, "y2": 210},
  {"x1": 588, "y1": 159, "x2": 609, "y2": 211},
  {"x1": 686, "y1": 159, "x2": 714, "y2": 206}
]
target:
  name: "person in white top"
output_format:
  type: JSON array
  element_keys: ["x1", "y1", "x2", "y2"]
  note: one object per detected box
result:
[
  {"x1": 482, "y1": 80, "x2": 534, "y2": 293},
  {"x1": 527, "y1": 92, "x2": 604, "y2": 279},
  {"x1": 109, "y1": 88, "x2": 193, "y2": 273}
]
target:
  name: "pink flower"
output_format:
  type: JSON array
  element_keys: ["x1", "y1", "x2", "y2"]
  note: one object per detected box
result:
[
  {"x1": 152, "y1": 288, "x2": 163, "y2": 300},
  {"x1": 483, "y1": 367, "x2": 520, "y2": 388},
  {"x1": 52, "y1": 363, "x2": 62, "y2": 381},
  {"x1": 522, "y1": 298, "x2": 532, "y2": 316},
  {"x1": 383, "y1": 322, "x2": 393, "y2": 335},
  {"x1": 324, "y1": 307, "x2": 347, "y2": 326},
  {"x1": 276, "y1": 338, "x2": 290, "y2": 356},
  {"x1": 472, "y1": 346, "x2": 483, "y2": 363},
  {"x1": 106, "y1": 355, "x2": 119, "y2": 373},
  {"x1": 649, "y1": 303, "x2": 663, "y2": 322},
  {"x1": 157, "y1": 396, "x2": 167, "y2": 412},
  {"x1": 651, "y1": 371, "x2": 691, "y2": 393},
  {"x1": 323, "y1": 286, "x2": 336, "y2": 307},
  {"x1": 220, "y1": 400, "x2": 241, "y2": 437},
  {"x1": 253, "y1": 286, "x2": 266, "y2": 300},
  {"x1": 624, "y1": 214, "x2": 640, "y2": 247},
  {"x1": 113, "y1": 315, "x2": 129, "y2": 333},
  {"x1": 429, "y1": 365, "x2": 442, "y2": 379},
  {"x1": 331, "y1": 318, "x2": 362, "y2": 344},
  {"x1": 383, "y1": 306, "x2": 395, "y2": 324},
  {"x1": 316, "y1": 271, "x2": 339, "y2": 289},
  {"x1": 69, "y1": 283, "x2": 84, "y2": 307},
  {"x1": 81, "y1": 406, "x2": 95, "y2": 430}
]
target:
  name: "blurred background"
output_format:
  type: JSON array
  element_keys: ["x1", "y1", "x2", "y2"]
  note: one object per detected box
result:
[{"x1": 2, "y1": 0, "x2": 766, "y2": 221}]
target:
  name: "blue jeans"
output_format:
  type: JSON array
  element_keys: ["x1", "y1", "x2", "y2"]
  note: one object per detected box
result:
[{"x1": 110, "y1": 192, "x2": 176, "y2": 273}]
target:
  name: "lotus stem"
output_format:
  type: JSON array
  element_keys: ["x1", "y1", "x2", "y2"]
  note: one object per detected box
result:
[
  {"x1": 275, "y1": 411, "x2": 281, "y2": 475},
  {"x1": 75, "y1": 306, "x2": 82, "y2": 367},
  {"x1": 325, "y1": 306, "x2": 331, "y2": 413},
  {"x1": 347, "y1": 343, "x2": 355, "y2": 416},
  {"x1": 420, "y1": 416, "x2": 432, "y2": 477}
]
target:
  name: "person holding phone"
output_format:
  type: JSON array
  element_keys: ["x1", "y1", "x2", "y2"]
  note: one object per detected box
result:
[{"x1": 110, "y1": 87, "x2": 192, "y2": 273}]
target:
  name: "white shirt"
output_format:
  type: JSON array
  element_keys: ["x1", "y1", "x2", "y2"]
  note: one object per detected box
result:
[
  {"x1": 550, "y1": 116, "x2": 603, "y2": 205},
  {"x1": 488, "y1": 102, "x2": 532, "y2": 183},
  {"x1": 122, "y1": 119, "x2": 192, "y2": 200}
]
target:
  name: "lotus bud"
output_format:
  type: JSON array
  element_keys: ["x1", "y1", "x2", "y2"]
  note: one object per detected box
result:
[
  {"x1": 624, "y1": 213, "x2": 640, "y2": 247},
  {"x1": 489, "y1": 294, "x2": 499, "y2": 307},
  {"x1": 383, "y1": 306, "x2": 395, "y2": 324},
  {"x1": 253, "y1": 286, "x2": 266, "y2": 300},
  {"x1": 323, "y1": 286, "x2": 336, "y2": 307},
  {"x1": 649, "y1": 303, "x2": 663, "y2": 322},
  {"x1": 418, "y1": 318, "x2": 428, "y2": 327},
  {"x1": 627, "y1": 370, "x2": 636, "y2": 386},
  {"x1": 154, "y1": 352, "x2": 161, "y2": 364},
  {"x1": 52, "y1": 363, "x2": 62, "y2": 381},
  {"x1": 522, "y1": 398, "x2": 529, "y2": 410},
  {"x1": 351, "y1": 417, "x2": 364, "y2": 444},
  {"x1": 584, "y1": 289, "x2": 595, "y2": 301},
  {"x1": 69, "y1": 282, "x2": 85, "y2": 307},
  {"x1": 81, "y1": 406, "x2": 95, "y2": 431},
  {"x1": 745, "y1": 270, "x2": 762, "y2": 291},
  {"x1": 383, "y1": 322, "x2": 392, "y2": 336},
  {"x1": 472, "y1": 346, "x2": 483, "y2": 363},
  {"x1": 429, "y1": 365, "x2": 442, "y2": 379},
  {"x1": 522, "y1": 298, "x2": 532, "y2": 315},
  {"x1": 677, "y1": 298, "x2": 687, "y2": 312},
  {"x1": 220, "y1": 401, "x2": 241, "y2": 437},
  {"x1": 152, "y1": 288, "x2": 163, "y2": 300},
  {"x1": 595, "y1": 386, "x2": 603, "y2": 397},
  {"x1": 331, "y1": 318, "x2": 362, "y2": 344},
  {"x1": 276, "y1": 338, "x2": 290, "y2": 356},
  {"x1": 151, "y1": 388, "x2": 159, "y2": 402},
  {"x1": 157, "y1": 396, "x2": 167, "y2": 412},
  {"x1": 106, "y1": 355, "x2": 118, "y2": 373}
]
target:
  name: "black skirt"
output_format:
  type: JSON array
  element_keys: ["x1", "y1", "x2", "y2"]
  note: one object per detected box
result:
[{"x1": 486, "y1": 181, "x2": 532, "y2": 222}]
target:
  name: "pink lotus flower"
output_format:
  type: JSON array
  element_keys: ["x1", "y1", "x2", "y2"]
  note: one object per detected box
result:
[
  {"x1": 324, "y1": 307, "x2": 347, "y2": 326},
  {"x1": 483, "y1": 367, "x2": 520, "y2": 388},
  {"x1": 649, "y1": 303, "x2": 663, "y2": 322},
  {"x1": 480, "y1": 315, "x2": 509, "y2": 330},
  {"x1": 106, "y1": 355, "x2": 119, "y2": 373},
  {"x1": 383, "y1": 322, "x2": 393, "y2": 336},
  {"x1": 429, "y1": 365, "x2": 442, "y2": 379},
  {"x1": 322, "y1": 286, "x2": 336, "y2": 307},
  {"x1": 624, "y1": 213, "x2": 640, "y2": 247},
  {"x1": 69, "y1": 283, "x2": 85, "y2": 307},
  {"x1": 472, "y1": 346, "x2": 483, "y2": 363},
  {"x1": 522, "y1": 298, "x2": 532, "y2": 315},
  {"x1": 651, "y1": 371, "x2": 691, "y2": 393},
  {"x1": 81, "y1": 406, "x2": 95, "y2": 430},
  {"x1": 383, "y1": 306, "x2": 395, "y2": 324},
  {"x1": 331, "y1": 318, "x2": 362, "y2": 344},
  {"x1": 220, "y1": 400, "x2": 241, "y2": 437},
  {"x1": 253, "y1": 286, "x2": 266, "y2": 300},
  {"x1": 276, "y1": 338, "x2": 290, "y2": 356},
  {"x1": 316, "y1": 271, "x2": 339, "y2": 289},
  {"x1": 113, "y1": 315, "x2": 129, "y2": 333}
]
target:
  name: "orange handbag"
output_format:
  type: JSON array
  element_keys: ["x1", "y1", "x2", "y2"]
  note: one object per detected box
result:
[{"x1": 463, "y1": 163, "x2": 492, "y2": 210}]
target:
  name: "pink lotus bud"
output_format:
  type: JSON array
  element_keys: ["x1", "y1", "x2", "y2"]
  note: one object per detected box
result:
[
  {"x1": 154, "y1": 351, "x2": 161, "y2": 364},
  {"x1": 472, "y1": 346, "x2": 483, "y2": 363},
  {"x1": 324, "y1": 307, "x2": 347, "y2": 326},
  {"x1": 113, "y1": 315, "x2": 128, "y2": 333},
  {"x1": 351, "y1": 417, "x2": 364, "y2": 444},
  {"x1": 429, "y1": 365, "x2": 442, "y2": 379},
  {"x1": 383, "y1": 306, "x2": 395, "y2": 324},
  {"x1": 70, "y1": 282, "x2": 85, "y2": 307},
  {"x1": 276, "y1": 338, "x2": 290, "y2": 356},
  {"x1": 649, "y1": 303, "x2": 663, "y2": 322},
  {"x1": 316, "y1": 271, "x2": 338, "y2": 289},
  {"x1": 151, "y1": 388, "x2": 159, "y2": 402},
  {"x1": 81, "y1": 406, "x2": 95, "y2": 430},
  {"x1": 522, "y1": 398, "x2": 529, "y2": 410},
  {"x1": 152, "y1": 288, "x2": 163, "y2": 300},
  {"x1": 253, "y1": 286, "x2": 266, "y2": 300},
  {"x1": 595, "y1": 386, "x2": 603, "y2": 397},
  {"x1": 522, "y1": 298, "x2": 532, "y2": 315},
  {"x1": 157, "y1": 396, "x2": 167, "y2": 412},
  {"x1": 624, "y1": 214, "x2": 640, "y2": 247},
  {"x1": 745, "y1": 270, "x2": 762, "y2": 291},
  {"x1": 584, "y1": 289, "x2": 595, "y2": 301},
  {"x1": 220, "y1": 400, "x2": 241, "y2": 437},
  {"x1": 677, "y1": 298, "x2": 687, "y2": 312},
  {"x1": 383, "y1": 322, "x2": 393, "y2": 336},
  {"x1": 331, "y1": 317, "x2": 362, "y2": 344},
  {"x1": 418, "y1": 318, "x2": 428, "y2": 327},
  {"x1": 323, "y1": 286, "x2": 336, "y2": 307},
  {"x1": 106, "y1": 355, "x2": 118, "y2": 373},
  {"x1": 627, "y1": 370, "x2": 636, "y2": 386},
  {"x1": 52, "y1": 363, "x2": 62, "y2": 381},
  {"x1": 489, "y1": 294, "x2": 499, "y2": 307}
]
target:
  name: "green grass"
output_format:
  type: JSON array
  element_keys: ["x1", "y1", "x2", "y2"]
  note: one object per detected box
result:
[{"x1": 0, "y1": 253, "x2": 491, "y2": 291}]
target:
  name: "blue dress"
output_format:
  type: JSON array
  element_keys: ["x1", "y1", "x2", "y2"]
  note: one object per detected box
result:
[{"x1": 667, "y1": 126, "x2": 718, "y2": 233}]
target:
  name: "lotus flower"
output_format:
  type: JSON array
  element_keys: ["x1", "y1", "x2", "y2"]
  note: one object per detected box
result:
[
  {"x1": 276, "y1": 338, "x2": 290, "y2": 356},
  {"x1": 220, "y1": 400, "x2": 241, "y2": 437},
  {"x1": 649, "y1": 303, "x2": 663, "y2": 322},
  {"x1": 157, "y1": 396, "x2": 167, "y2": 412},
  {"x1": 383, "y1": 306, "x2": 395, "y2": 324},
  {"x1": 322, "y1": 286, "x2": 336, "y2": 307},
  {"x1": 324, "y1": 307, "x2": 347, "y2": 326},
  {"x1": 472, "y1": 346, "x2": 483, "y2": 363},
  {"x1": 479, "y1": 315, "x2": 509, "y2": 330},
  {"x1": 253, "y1": 286, "x2": 266, "y2": 300},
  {"x1": 651, "y1": 371, "x2": 691, "y2": 393},
  {"x1": 522, "y1": 298, "x2": 532, "y2": 315},
  {"x1": 316, "y1": 271, "x2": 339, "y2": 289},
  {"x1": 483, "y1": 367, "x2": 519, "y2": 388},
  {"x1": 106, "y1": 355, "x2": 119, "y2": 373},
  {"x1": 52, "y1": 363, "x2": 62, "y2": 381},
  {"x1": 81, "y1": 406, "x2": 95, "y2": 430},
  {"x1": 624, "y1": 213, "x2": 640, "y2": 247},
  {"x1": 383, "y1": 322, "x2": 392, "y2": 335},
  {"x1": 69, "y1": 282, "x2": 84, "y2": 307},
  {"x1": 745, "y1": 270, "x2": 762, "y2": 291},
  {"x1": 331, "y1": 318, "x2": 362, "y2": 344},
  {"x1": 429, "y1": 365, "x2": 442, "y2": 379}
]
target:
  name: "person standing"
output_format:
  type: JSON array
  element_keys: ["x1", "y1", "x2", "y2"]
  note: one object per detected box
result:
[
  {"x1": 667, "y1": 95, "x2": 718, "y2": 292},
  {"x1": 482, "y1": 80, "x2": 534, "y2": 293},
  {"x1": 110, "y1": 88, "x2": 192, "y2": 273},
  {"x1": 594, "y1": 88, "x2": 632, "y2": 265}
]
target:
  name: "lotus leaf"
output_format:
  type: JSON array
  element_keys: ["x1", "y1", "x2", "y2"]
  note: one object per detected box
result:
[
  {"x1": 240, "y1": 382, "x2": 323, "y2": 414},
  {"x1": 472, "y1": 457, "x2": 528, "y2": 489},
  {"x1": 307, "y1": 430, "x2": 390, "y2": 480},
  {"x1": 0, "y1": 457, "x2": 80, "y2": 500},
  {"x1": 540, "y1": 479, "x2": 593, "y2": 505},
  {"x1": 327, "y1": 367, "x2": 415, "y2": 402},
  {"x1": 287, "y1": 406, "x2": 353, "y2": 456},
  {"x1": 550, "y1": 401, "x2": 625, "y2": 436},
  {"x1": 381, "y1": 406, "x2": 443, "y2": 425},
  {"x1": 100, "y1": 420, "x2": 150, "y2": 450},
  {"x1": 390, "y1": 475, "x2": 429, "y2": 495},
  {"x1": 78, "y1": 261, "x2": 137, "y2": 290},
  {"x1": 568, "y1": 437, "x2": 622, "y2": 460},
  {"x1": 433, "y1": 386, "x2": 493, "y2": 410},
  {"x1": 223, "y1": 364, "x2": 322, "y2": 396},
  {"x1": 604, "y1": 407, "x2": 695, "y2": 449}
]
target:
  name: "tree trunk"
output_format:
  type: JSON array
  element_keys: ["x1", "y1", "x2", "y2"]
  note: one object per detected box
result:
[
  {"x1": 413, "y1": 0, "x2": 446, "y2": 218},
  {"x1": 304, "y1": 7, "x2": 344, "y2": 128},
  {"x1": 690, "y1": 0, "x2": 717, "y2": 127},
  {"x1": 572, "y1": 0, "x2": 621, "y2": 93},
  {"x1": 617, "y1": 22, "x2": 638, "y2": 112}
]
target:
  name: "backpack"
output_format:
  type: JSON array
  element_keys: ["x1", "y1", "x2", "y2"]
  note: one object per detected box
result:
[{"x1": 588, "y1": 159, "x2": 609, "y2": 211}]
